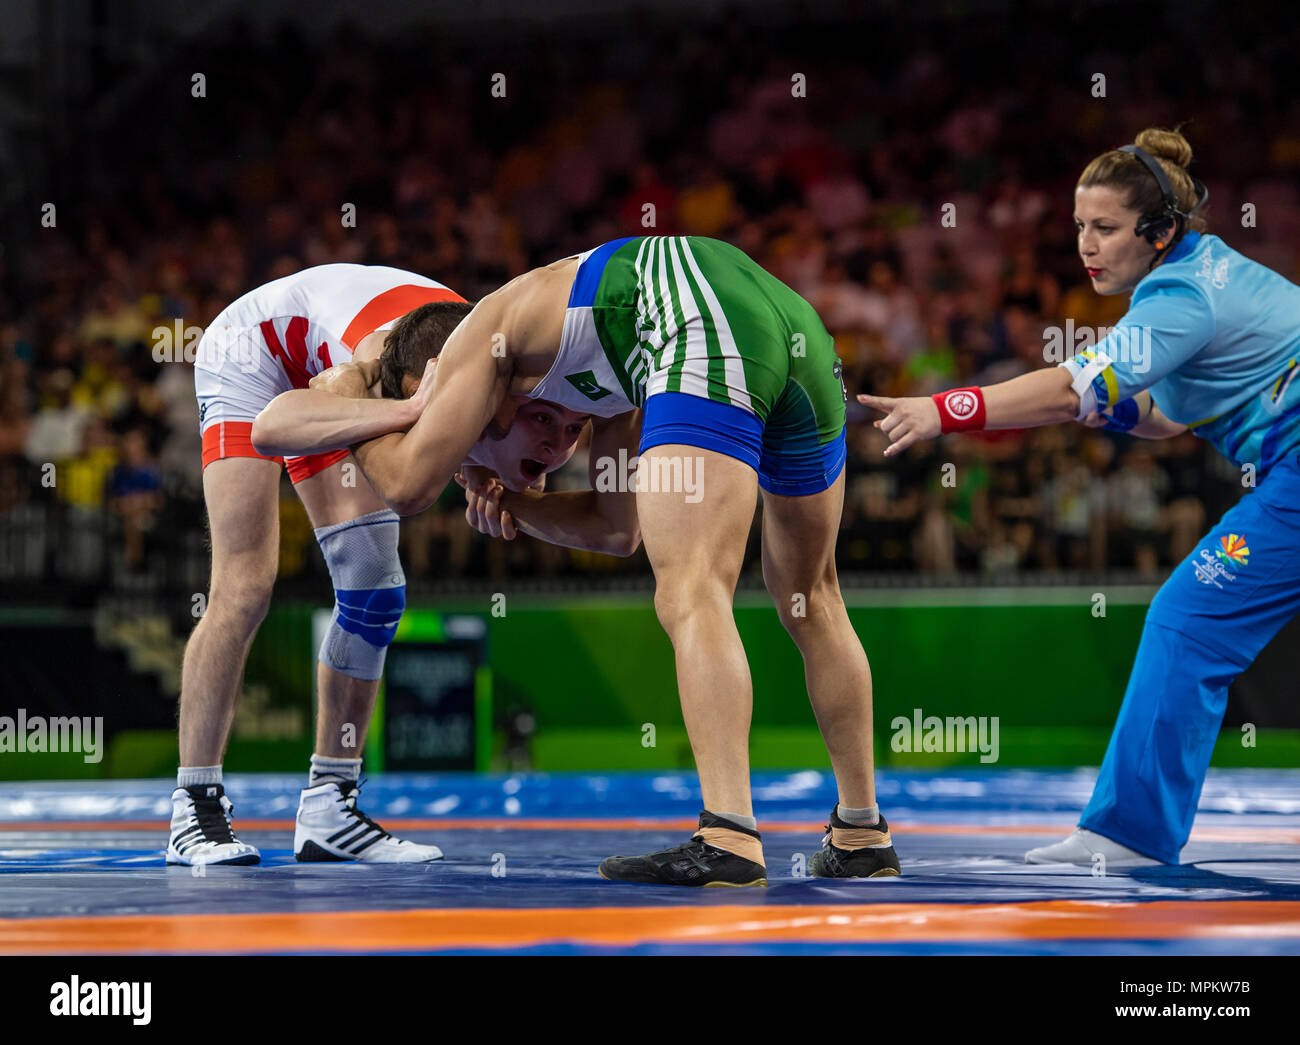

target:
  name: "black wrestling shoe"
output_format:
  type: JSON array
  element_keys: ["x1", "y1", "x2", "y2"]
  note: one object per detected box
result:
[
  {"x1": 808, "y1": 805, "x2": 901, "y2": 878},
  {"x1": 599, "y1": 811, "x2": 767, "y2": 887}
]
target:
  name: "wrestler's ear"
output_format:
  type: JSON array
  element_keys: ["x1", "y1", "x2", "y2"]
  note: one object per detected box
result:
[{"x1": 357, "y1": 356, "x2": 383, "y2": 388}]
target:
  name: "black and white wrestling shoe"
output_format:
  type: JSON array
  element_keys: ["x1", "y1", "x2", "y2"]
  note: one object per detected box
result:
[
  {"x1": 166, "y1": 784, "x2": 261, "y2": 866},
  {"x1": 294, "y1": 779, "x2": 444, "y2": 863}
]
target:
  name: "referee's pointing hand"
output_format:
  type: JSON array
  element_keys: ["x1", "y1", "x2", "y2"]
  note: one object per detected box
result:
[{"x1": 857, "y1": 394, "x2": 942, "y2": 457}]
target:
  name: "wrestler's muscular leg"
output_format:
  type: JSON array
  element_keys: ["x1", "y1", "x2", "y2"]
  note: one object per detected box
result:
[
  {"x1": 760, "y1": 471, "x2": 876, "y2": 811},
  {"x1": 292, "y1": 456, "x2": 444, "y2": 863},
  {"x1": 179, "y1": 457, "x2": 282, "y2": 765},
  {"x1": 637, "y1": 445, "x2": 759, "y2": 817},
  {"x1": 293, "y1": 456, "x2": 394, "y2": 759}
]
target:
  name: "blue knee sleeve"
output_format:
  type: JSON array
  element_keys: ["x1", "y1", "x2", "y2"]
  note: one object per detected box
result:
[{"x1": 315, "y1": 509, "x2": 405, "y2": 681}]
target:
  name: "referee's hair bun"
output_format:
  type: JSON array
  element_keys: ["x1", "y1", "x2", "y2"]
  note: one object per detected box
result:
[{"x1": 1134, "y1": 127, "x2": 1193, "y2": 170}]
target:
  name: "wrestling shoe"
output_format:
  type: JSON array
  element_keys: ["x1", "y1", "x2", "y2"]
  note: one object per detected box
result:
[
  {"x1": 294, "y1": 779, "x2": 443, "y2": 863},
  {"x1": 166, "y1": 784, "x2": 260, "y2": 866},
  {"x1": 1025, "y1": 828, "x2": 1160, "y2": 867},
  {"x1": 808, "y1": 805, "x2": 901, "y2": 878},
  {"x1": 598, "y1": 811, "x2": 767, "y2": 886}
]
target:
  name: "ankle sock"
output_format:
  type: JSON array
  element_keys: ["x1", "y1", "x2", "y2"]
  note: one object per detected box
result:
[
  {"x1": 309, "y1": 754, "x2": 362, "y2": 788},
  {"x1": 177, "y1": 765, "x2": 222, "y2": 788},
  {"x1": 712, "y1": 810, "x2": 758, "y2": 832},
  {"x1": 837, "y1": 803, "x2": 879, "y2": 826}
]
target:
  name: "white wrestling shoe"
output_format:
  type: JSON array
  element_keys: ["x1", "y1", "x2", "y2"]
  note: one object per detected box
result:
[
  {"x1": 1025, "y1": 828, "x2": 1161, "y2": 867},
  {"x1": 294, "y1": 779, "x2": 444, "y2": 863},
  {"x1": 166, "y1": 784, "x2": 261, "y2": 866}
]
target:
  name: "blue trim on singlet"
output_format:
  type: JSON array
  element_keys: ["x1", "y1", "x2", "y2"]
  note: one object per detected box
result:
[
  {"x1": 760, "y1": 428, "x2": 847, "y2": 496},
  {"x1": 639, "y1": 392, "x2": 847, "y2": 496},
  {"x1": 640, "y1": 391, "x2": 765, "y2": 469},
  {"x1": 568, "y1": 238, "x2": 638, "y2": 308}
]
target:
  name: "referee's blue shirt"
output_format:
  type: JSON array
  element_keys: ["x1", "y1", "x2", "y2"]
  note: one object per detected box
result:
[{"x1": 1063, "y1": 231, "x2": 1300, "y2": 476}]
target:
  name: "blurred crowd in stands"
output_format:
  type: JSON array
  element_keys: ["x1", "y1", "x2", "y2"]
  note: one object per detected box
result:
[{"x1": 1, "y1": 3, "x2": 1295, "y2": 590}]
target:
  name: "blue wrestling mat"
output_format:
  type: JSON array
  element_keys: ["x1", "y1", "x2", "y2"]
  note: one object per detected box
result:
[{"x1": 1, "y1": 769, "x2": 1298, "y2": 955}]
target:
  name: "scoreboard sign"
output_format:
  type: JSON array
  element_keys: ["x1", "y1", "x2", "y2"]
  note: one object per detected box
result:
[
  {"x1": 383, "y1": 637, "x2": 481, "y2": 770},
  {"x1": 313, "y1": 611, "x2": 490, "y2": 771}
]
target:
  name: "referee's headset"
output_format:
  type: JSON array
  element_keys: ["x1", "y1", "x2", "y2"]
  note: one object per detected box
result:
[{"x1": 1118, "y1": 144, "x2": 1209, "y2": 264}]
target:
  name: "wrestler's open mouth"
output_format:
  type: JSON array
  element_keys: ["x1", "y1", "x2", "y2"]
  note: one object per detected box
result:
[{"x1": 521, "y1": 459, "x2": 545, "y2": 480}]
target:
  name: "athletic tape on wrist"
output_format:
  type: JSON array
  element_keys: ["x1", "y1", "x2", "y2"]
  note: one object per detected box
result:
[
  {"x1": 932, "y1": 387, "x2": 986, "y2": 433},
  {"x1": 1064, "y1": 351, "x2": 1114, "y2": 419}
]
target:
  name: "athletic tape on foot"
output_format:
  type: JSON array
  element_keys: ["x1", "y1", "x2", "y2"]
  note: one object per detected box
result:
[
  {"x1": 315, "y1": 509, "x2": 405, "y2": 680},
  {"x1": 829, "y1": 824, "x2": 892, "y2": 850},
  {"x1": 694, "y1": 827, "x2": 765, "y2": 866}
]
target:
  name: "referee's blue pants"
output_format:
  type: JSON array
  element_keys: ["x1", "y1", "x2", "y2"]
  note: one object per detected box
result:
[{"x1": 1080, "y1": 454, "x2": 1300, "y2": 863}]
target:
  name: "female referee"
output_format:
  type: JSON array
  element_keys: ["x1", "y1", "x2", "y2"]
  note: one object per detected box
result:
[{"x1": 862, "y1": 127, "x2": 1300, "y2": 867}]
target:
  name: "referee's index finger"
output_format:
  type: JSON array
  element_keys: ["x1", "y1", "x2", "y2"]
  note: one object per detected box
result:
[{"x1": 857, "y1": 393, "x2": 896, "y2": 412}]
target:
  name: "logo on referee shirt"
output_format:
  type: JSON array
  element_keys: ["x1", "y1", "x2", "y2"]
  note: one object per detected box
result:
[
  {"x1": 1192, "y1": 534, "x2": 1247, "y2": 589},
  {"x1": 1198, "y1": 251, "x2": 1230, "y2": 289},
  {"x1": 944, "y1": 390, "x2": 978, "y2": 419},
  {"x1": 565, "y1": 370, "x2": 612, "y2": 402},
  {"x1": 1215, "y1": 533, "x2": 1249, "y2": 568}
]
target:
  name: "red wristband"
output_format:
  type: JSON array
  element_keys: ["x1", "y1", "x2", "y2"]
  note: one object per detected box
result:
[{"x1": 932, "y1": 387, "x2": 986, "y2": 433}]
